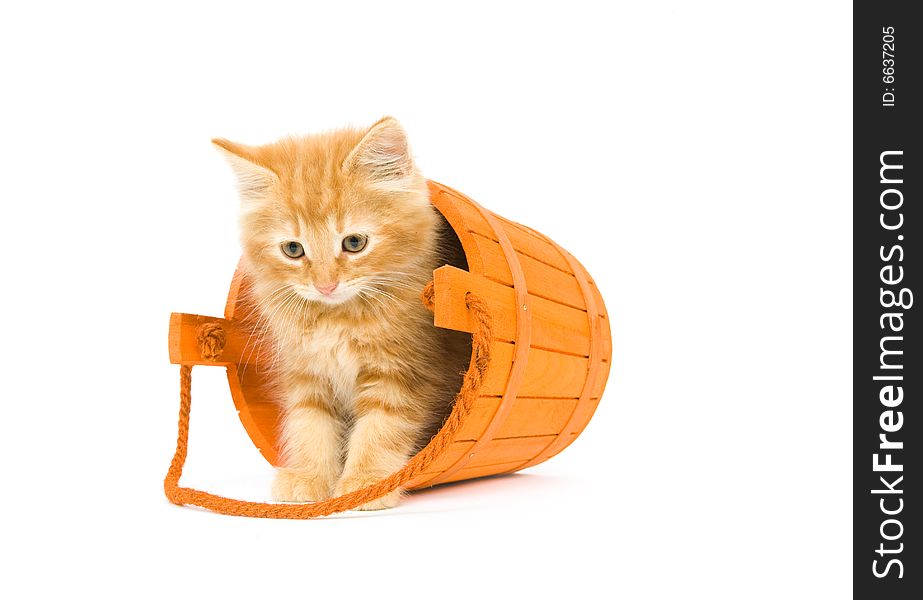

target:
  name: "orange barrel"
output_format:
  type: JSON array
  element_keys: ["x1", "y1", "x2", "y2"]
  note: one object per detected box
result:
[{"x1": 168, "y1": 180, "x2": 612, "y2": 488}]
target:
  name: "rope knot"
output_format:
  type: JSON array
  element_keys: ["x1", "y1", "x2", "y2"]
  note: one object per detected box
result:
[{"x1": 196, "y1": 322, "x2": 227, "y2": 361}]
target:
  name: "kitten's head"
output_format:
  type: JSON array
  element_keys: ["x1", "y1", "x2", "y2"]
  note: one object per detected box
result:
[{"x1": 214, "y1": 117, "x2": 437, "y2": 308}]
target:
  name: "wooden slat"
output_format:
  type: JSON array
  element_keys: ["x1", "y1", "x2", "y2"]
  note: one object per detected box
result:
[
  {"x1": 497, "y1": 219, "x2": 574, "y2": 273},
  {"x1": 417, "y1": 440, "x2": 476, "y2": 476},
  {"x1": 453, "y1": 397, "x2": 502, "y2": 440},
  {"x1": 527, "y1": 431, "x2": 579, "y2": 460},
  {"x1": 234, "y1": 368, "x2": 284, "y2": 466},
  {"x1": 436, "y1": 460, "x2": 527, "y2": 484},
  {"x1": 519, "y1": 347, "x2": 588, "y2": 396},
  {"x1": 454, "y1": 396, "x2": 579, "y2": 440},
  {"x1": 226, "y1": 366, "x2": 280, "y2": 465},
  {"x1": 469, "y1": 233, "x2": 586, "y2": 310},
  {"x1": 467, "y1": 435, "x2": 556, "y2": 468},
  {"x1": 481, "y1": 343, "x2": 589, "y2": 397},
  {"x1": 433, "y1": 266, "x2": 590, "y2": 356},
  {"x1": 429, "y1": 182, "x2": 495, "y2": 235},
  {"x1": 224, "y1": 262, "x2": 250, "y2": 319},
  {"x1": 463, "y1": 209, "x2": 573, "y2": 273},
  {"x1": 417, "y1": 435, "x2": 557, "y2": 479},
  {"x1": 496, "y1": 398, "x2": 578, "y2": 438},
  {"x1": 427, "y1": 183, "x2": 487, "y2": 275},
  {"x1": 242, "y1": 402, "x2": 282, "y2": 437}
]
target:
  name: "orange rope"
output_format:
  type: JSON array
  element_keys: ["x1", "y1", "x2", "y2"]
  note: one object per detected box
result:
[{"x1": 163, "y1": 288, "x2": 492, "y2": 518}]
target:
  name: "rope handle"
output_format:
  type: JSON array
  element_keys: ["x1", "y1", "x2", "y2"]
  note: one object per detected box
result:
[{"x1": 163, "y1": 284, "x2": 492, "y2": 518}]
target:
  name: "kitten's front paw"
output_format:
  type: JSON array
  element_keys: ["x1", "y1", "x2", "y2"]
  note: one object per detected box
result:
[
  {"x1": 272, "y1": 468, "x2": 332, "y2": 502},
  {"x1": 334, "y1": 475, "x2": 403, "y2": 511}
]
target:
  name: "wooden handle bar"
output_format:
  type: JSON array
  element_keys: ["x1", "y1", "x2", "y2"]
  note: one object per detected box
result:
[{"x1": 168, "y1": 312, "x2": 251, "y2": 366}]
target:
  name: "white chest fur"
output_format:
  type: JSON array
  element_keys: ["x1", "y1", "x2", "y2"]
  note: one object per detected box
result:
[{"x1": 296, "y1": 322, "x2": 361, "y2": 402}]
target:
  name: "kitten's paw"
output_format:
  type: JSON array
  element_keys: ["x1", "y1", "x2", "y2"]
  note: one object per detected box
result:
[
  {"x1": 271, "y1": 469, "x2": 332, "y2": 502},
  {"x1": 335, "y1": 476, "x2": 403, "y2": 511}
]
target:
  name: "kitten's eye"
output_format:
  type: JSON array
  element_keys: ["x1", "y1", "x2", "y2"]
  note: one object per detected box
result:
[
  {"x1": 281, "y1": 241, "x2": 305, "y2": 259},
  {"x1": 342, "y1": 234, "x2": 368, "y2": 253}
]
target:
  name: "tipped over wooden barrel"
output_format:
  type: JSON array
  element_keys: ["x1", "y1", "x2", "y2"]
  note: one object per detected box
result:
[{"x1": 168, "y1": 180, "x2": 612, "y2": 489}]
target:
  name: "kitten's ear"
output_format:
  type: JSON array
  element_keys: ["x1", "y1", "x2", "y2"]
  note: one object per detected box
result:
[
  {"x1": 342, "y1": 117, "x2": 416, "y2": 191},
  {"x1": 212, "y1": 138, "x2": 279, "y2": 201}
]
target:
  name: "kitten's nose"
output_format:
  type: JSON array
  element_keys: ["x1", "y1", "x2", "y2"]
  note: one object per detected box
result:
[{"x1": 314, "y1": 281, "x2": 338, "y2": 296}]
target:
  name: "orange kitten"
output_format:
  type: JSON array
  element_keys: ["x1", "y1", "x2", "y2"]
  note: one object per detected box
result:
[{"x1": 214, "y1": 118, "x2": 470, "y2": 509}]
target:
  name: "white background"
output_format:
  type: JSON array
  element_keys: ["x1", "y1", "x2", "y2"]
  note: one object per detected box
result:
[{"x1": 1, "y1": 1, "x2": 851, "y2": 598}]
